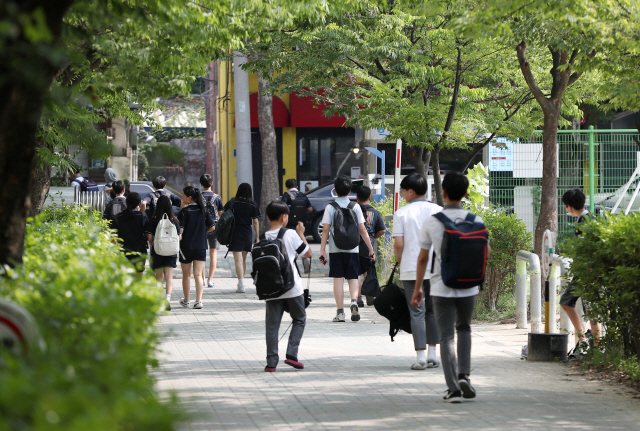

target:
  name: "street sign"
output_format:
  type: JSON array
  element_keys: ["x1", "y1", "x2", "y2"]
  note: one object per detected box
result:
[
  {"x1": 0, "y1": 299, "x2": 45, "y2": 357},
  {"x1": 542, "y1": 229, "x2": 554, "y2": 279}
]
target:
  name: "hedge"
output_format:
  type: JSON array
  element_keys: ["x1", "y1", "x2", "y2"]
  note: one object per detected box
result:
[{"x1": 0, "y1": 205, "x2": 181, "y2": 431}]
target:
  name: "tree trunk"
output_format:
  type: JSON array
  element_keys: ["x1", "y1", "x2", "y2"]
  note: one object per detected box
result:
[
  {"x1": 257, "y1": 72, "x2": 279, "y2": 235},
  {"x1": 431, "y1": 146, "x2": 444, "y2": 206},
  {"x1": 534, "y1": 109, "x2": 560, "y2": 256},
  {"x1": 29, "y1": 160, "x2": 51, "y2": 217}
]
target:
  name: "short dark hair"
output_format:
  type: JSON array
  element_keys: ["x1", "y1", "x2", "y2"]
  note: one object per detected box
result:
[
  {"x1": 442, "y1": 172, "x2": 469, "y2": 201},
  {"x1": 152, "y1": 176, "x2": 167, "y2": 189},
  {"x1": 285, "y1": 178, "x2": 297, "y2": 189},
  {"x1": 200, "y1": 174, "x2": 213, "y2": 189},
  {"x1": 562, "y1": 188, "x2": 585, "y2": 210},
  {"x1": 124, "y1": 179, "x2": 130, "y2": 191},
  {"x1": 400, "y1": 173, "x2": 427, "y2": 196},
  {"x1": 266, "y1": 200, "x2": 290, "y2": 221},
  {"x1": 334, "y1": 175, "x2": 352, "y2": 196},
  {"x1": 357, "y1": 185, "x2": 372, "y2": 202},
  {"x1": 236, "y1": 183, "x2": 253, "y2": 202},
  {"x1": 112, "y1": 180, "x2": 125, "y2": 195}
]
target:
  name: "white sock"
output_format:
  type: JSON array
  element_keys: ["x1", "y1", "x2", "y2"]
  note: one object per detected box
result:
[
  {"x1": 416, "y1": 350, "x2": 426, "y2": 364},
  {"x1": 166, "y1": 294, "x2": 171, "y2": 301},
  {"x1": 427, "y1": 346, "x2": 437, "y2": 361}
]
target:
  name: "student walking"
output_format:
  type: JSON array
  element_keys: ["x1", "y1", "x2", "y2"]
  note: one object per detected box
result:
[
  {"x1": 141, "y1": 176, "x2": 182, "y2": 217},
  {"x1": 145, "y1": 195, "x2": 182, "y2": 311},
  {"x1": 319, "y1": 175, "x2": 375, "y2": 322},
  {"x1": 114, "y1": 192, "x2": 149, "y2": 274},
  {"x1": 178, "y1": 186, "x2": 215, "y2": 309},
  {"x1": 356, "y1": 186, "x2": 385, "y2": 306},
  {"x1": 393, "y1": 174, "x2": 441, "y2": 370},
  {"x1": 223, "y1": 183, "x2": 260, "y2": 293},
  {"x1": 259, "y1": 201, "x2": 312, "y2": 372},
  {"x1": 560, "y1": 188, "x2": 602, "y2": 357},
  {"x1": 281, "y1": 178, "x2": 313, "y2": 273},
  {"x1": 412, "y1": 172, "x2": 490, "y2": 403},
  {"x1": 103, "y1": 180, "x2": 126, "y2": 229},
  {"x1": 200, "y1": 174, "x2": 223, "y2": 288}
]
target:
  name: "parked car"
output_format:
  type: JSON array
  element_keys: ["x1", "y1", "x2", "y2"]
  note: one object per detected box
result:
[{"x1": 302, "y1": 179, "x2": 364, "y2": 242}]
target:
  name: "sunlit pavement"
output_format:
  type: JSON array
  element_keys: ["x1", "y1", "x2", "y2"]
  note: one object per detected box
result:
[{"x1": 156, "y1": 275, "x2": 640, "y2": 431}]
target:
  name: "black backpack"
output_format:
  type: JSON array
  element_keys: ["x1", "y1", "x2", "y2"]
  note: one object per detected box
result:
[
  {"x1": 432, "y1": 212, "x2": 488, "y2": 289},
  {"x1": 330, "y1": 201, "x2": 360, "y2": 250},
  {"x1": 361, "y1": 264, "x2": 381, "y2": 298},
  {"x1": 204, "y1": 193, "x2": 220, "y2": 223},
  {"x1": 145, "y1": 191, "x2": 162, "y2": 218},
  {"x1": 73, "y1": 178, "x2": 99, "y2": 192},
  {"x1": 373, "y1": 264, "x2": 411, "y2": 341},
  {"x1": 216, "y1": 199, "x2": 235, "y2": 247},
  {"x1": 109, "y1": 198, "x2": 126, "y2": 218},
  {"x1": 287, "y1": 191, "x2": 309, "y2": 228},
  {"x1": 359, "y1": 204, "x2": 378, "y2": 257},
  {"x1": 251, "y1": 229, "x2": 295, "y2": 300}
]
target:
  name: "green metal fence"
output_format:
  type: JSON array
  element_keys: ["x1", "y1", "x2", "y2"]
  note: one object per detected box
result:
[{"x1": 489, "y1": 127, "x2": 640, "y2": 246}]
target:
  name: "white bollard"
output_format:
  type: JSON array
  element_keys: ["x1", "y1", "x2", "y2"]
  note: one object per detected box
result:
[
  {"x1": 548, "y1": 264, "x2": 560, "y2": 333},
  {"x1": 515, "y1": 259, "x2": 528, "y2": 329},
  {"x1": 515, "y1": 250, "x2": 542, "y2": 332}
]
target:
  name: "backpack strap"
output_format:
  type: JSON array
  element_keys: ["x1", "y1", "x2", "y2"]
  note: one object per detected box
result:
[
  {"x1": 464, "y1": 213, "x2": 476, "y2": 223},
  {"x1": 276, "y1": 228, "x2": 288, "y2": 241},
  {"x1": 386, "y1": 262, "x2": 398, "y2": 286},
  {"x1": 432, "y1": 211, "x2": 454, "y2": 228},
  {"x1": 329, "y1": 201, "x2": 341, "y2": 211},
  {"x1": 347, "y1": 201, "x2": 356, "y2": 209}
]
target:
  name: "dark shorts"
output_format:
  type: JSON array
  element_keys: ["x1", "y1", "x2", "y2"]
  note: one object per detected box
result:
[
  {"x1": 358, "y1": 255, "x2": 374, "y2": 276},
  {"x1": 329, "y1": 253, "x2": 360, "y2": 280},
  {"x1": 560, "y1": 280, "x2": 589, "y2": 311},
  {"x1": 179, "y1": 248, "x2": 207, "y2": 264},
  {"x1": 150, "y1": 249, "x2": 177, "y2": 269},
  {"x1": 207, "y1": 231, "x2": 220, "y2": 250}
]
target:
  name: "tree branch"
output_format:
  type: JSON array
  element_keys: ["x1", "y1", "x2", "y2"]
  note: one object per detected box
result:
[{"x1": 516, "y1": 41, "x2": 550, "y2": 110}]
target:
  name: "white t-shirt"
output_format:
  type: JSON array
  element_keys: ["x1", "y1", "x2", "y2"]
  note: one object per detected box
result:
[
  {"x1": 393, "y1": 198, "x2": 442, "y2": 280},
  {"x1": 321, "y1": 197, "x2": 365, "y2": 253},
  {"x1": 264, "y1": 228, "x2": 310, "y2": 301},
  {"x1": 71, "y1": 176, "x2": 85, "y2": 188},
  {"x1": 418, "y1": 205, "x2": 483, "y2": 298}
]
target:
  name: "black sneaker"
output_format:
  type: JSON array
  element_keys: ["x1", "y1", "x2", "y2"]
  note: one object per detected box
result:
[
  {"x1": 443, "y1": 390, "x2": 462, "y2": 403},
  {"x1": 350, "y1": 302, "x2": 360, "y2": 321},
  {"x1": 459, "y1": 377, "x2": 476, "y2": 399},
  {"x1": 357, "y1": 296, "x2": 364, "y2": 307}
]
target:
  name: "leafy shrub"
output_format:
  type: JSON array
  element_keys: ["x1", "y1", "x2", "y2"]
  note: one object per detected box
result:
[
  {"x1": 0, "y1": 205, "x2": 181, "y2": 431},
  {"x1": 565, "y1": 213, "x2": 640, "y2": 359},
  {"x1": 472, "y1": 206, "x2": 533, "y2": 313}
]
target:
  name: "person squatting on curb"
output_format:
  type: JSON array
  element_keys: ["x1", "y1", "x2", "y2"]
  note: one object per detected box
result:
[
  {"x1": 412, "y1": 172, "x2": 491, "y2": 403},
  {"x1": 261, "y1": 201, "x2": 312, "y2": 372},
  {"x1": 393, "y1": 173, "x2": 442, "y2": 370}
]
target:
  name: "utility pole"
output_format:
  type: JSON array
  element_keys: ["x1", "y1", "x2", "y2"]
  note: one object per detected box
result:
[
  {"x1": 205, "y1": 60, "x2": 220, "y2": 192},
  {"x1": 232, "y1": 51, "x2": 253, "y2": 189}
]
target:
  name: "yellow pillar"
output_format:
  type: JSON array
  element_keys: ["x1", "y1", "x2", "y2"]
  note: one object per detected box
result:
[{"x1": 282, "y1": 127, "x2": 297, "y2": 190}]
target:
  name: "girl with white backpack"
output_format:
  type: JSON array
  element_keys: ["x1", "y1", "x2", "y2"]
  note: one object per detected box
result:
[{"x1": 145, "y1": 195, "x2": 182, "y2": 311}]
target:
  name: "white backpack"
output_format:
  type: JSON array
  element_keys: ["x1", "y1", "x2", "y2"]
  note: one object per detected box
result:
[{"x1": 154, "y1": 214, "x2": 180, "y2": 256}]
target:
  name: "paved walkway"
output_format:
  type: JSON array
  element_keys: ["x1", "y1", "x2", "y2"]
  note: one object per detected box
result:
[{"x1": 156, "y1": 277, "x2": 640, "y2": 431}]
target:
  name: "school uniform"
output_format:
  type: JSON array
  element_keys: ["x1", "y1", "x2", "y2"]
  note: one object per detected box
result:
[
  {"x1": 358, "y1": 203, "x2": 385, "y2": 275},
  {"x1": 202, "y1": 191, "x2": 223, "y2": 250},
  {"x1": 419, "y1": 204, "x2": 483, "y2": 394},
  {"x1": 223, "y1": 199, "x2": 260, "y2": 252},
  {"x1": 178, "y1": 204, "x2": 215, "y2": 264},
  {"x1": 321, "y1": 197, "x2": 365, "y2": 280},
  {"x1": 393, "y1": 198, "x2": 442, "y2": 351},
  {"x1": 264, "y1": 228, "x2": 310, "y2": 368},
  {"x1": 114, "y1": 210, "x2": 149, "y2": 271},
  {"x1": 560, "y1": 210, "x2": 590, "y2": 310},
  {"x1": 144, "y1": 216, "x2": 182, "y2": 269}
]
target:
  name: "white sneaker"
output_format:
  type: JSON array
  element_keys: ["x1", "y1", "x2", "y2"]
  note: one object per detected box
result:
[
  {"x1": 193, "y1": 301, "x2": 203, "y2": 309},
  {"x1": 236, "y1": 281, "x2": 245, "y2": 293},
  {"x1": 332, "y1": 312, "x2": 346, "y2": 322},
  {"x1": 180, "y1": 298, "x2": 190, "y2": 308}
]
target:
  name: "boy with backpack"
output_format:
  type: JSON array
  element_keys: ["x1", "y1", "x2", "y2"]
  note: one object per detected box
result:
[
  {"x1": 411, "y1": 172, "x2": 490, "y2": 403},
  {"x1": 281, "y1": 178, "x2": 313, "y2": 273},
  {"x1": 560, "y1": 188, "x2": 602, "y2": 358},
  {"x1": 102, "y1": 180, "x2": 127, "y2": 229},
  {"x1": 319, "y1": 175, "x2": 375, "y2": 323},
  {"x1": 393, "y1": 173, "x2": 441, "y2": 370},
  {"x1": 200, "y1": 174, "x2": 223, "y2": 287},
  {"x1": 356, "y1": 186, "x2": 385, "y2": 307},
  {"x1": 69, "y1": 168, "x2": 99, "y2": 192},
  {"x1": 140, "y1": 176, "x2": 182, "y2": 217},
  {"x1": 254, "y1": 200, "x2": 311, "y2": 372}
]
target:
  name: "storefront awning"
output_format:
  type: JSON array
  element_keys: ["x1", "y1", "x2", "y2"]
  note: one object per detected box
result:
[
  {"x1": 291, "y1": 91, "x2": 346, "y2": 128},
  {"x1": 234, "y1": 94, "x2": 290, "y2": 128}
]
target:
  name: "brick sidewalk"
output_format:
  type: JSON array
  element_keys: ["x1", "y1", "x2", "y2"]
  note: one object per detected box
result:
[{"x1": 156, "y1": 277, "x2": 640, "y2": 430}]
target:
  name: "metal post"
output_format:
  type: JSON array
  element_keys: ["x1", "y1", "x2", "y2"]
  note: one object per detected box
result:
[
  {"x1": 515, "y1": 259, "x2": 528, "y2": 329},
  {"x1": 393, "y1": 139, "x2": 402, "y2": 211},
  {"x1": 548, "y1": 264, "x2": 559, "y2": 334},
  {"x1": 233, "y1": 51, "x2": 253, "y2": 188},
  {"x1": 515, "y1": 250, "x2": 542, "y2": 332},
  {"x1": 381, "y1": 150, "x2": 385, "y2": 200},
  {"x1": 588, "y1": 125, "x2": 595, "y2": 214}
]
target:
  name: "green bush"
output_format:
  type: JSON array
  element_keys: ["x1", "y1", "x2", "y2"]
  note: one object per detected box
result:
[
  {"x1": 371, "y1": 196, "x2": 405, "y2": 284},
  {"x1": 472, "y1": 206, "x2": 533, "y2": 314},
  {"x1": 0, "y1": 205, "x2": 181, "y2": 431},
  {"x1": 565, "y1": 213, "x2": 640, "y2": 359}
]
